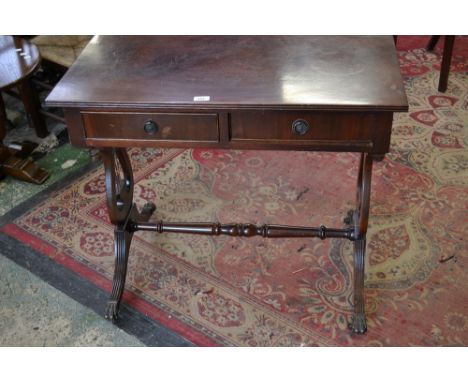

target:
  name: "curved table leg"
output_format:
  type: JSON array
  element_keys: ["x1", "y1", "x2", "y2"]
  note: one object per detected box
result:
[
  {"x1": 349, "y1": 153, "x2": 373, "y2": 334},
  {"x1": 351, "y1": 238, "x2": 367, "y2": 333},
  {"x1": 101, "y1": 148, "x2": 155, "y2": 322},
  {"x1": 106, "y1": 218, "x2": 132, "y2": 322}
]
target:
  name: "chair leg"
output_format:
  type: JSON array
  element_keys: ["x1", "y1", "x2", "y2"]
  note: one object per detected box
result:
[
  {"x1": 438, "y1": 36, "x2": 455, "y2": 93},
  {"x1": 17, "y1": 77, "x2": 48, "y2": 138},
  {"x1": 427, "y1": 35, "x2": 441, "y2": 51}
]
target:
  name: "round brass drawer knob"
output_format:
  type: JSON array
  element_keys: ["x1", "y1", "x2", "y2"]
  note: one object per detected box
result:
[
  {"x1": 292, "y1": 119, "x2": 310, "y2": 135},
  {"x1": 144, "y1": 120, "x2": 159, "y2": 135}
]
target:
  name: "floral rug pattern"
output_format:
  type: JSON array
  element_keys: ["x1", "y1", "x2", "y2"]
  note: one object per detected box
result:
[{"x1": 1, "y1": 37, "x2": 467, "y2": 346}]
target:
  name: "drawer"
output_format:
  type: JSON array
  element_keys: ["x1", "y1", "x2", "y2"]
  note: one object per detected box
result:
[
  {"x1": 82, "y1": 112, "x2": 219, "y2": 142},
  {"x1": 230, "y1": 111, "x2": 391, "y2": 152}
]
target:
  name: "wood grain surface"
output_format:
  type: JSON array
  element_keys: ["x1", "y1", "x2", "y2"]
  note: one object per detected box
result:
[{"x1": 46, "y1": 36, "x2": 408, "y2": 112}]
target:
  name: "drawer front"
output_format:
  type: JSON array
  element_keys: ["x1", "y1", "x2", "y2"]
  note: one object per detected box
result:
[
  {"x1": 230, "y1": 111, "x2": 391, "y2": 152},
  {"x1": 82, "y1": 112, "x2": 219, "y2": 142}
]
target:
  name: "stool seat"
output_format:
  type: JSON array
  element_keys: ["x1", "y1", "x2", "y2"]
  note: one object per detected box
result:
[
  {"x1": 0, "y1": 36, "x2": 41, "y2": 89},
  {"x1": 31, "y1": 35, "x2": 92, "y2": 68}
]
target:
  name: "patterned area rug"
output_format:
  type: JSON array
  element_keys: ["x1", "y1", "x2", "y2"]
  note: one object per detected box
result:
[{"x1": 1, "y1": 37, "x2": 467, "y2": 346}]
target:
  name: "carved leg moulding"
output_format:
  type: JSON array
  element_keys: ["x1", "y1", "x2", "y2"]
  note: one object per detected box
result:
[{"x1": 101, "y1": 148, "x2": 373, "y2": 334}]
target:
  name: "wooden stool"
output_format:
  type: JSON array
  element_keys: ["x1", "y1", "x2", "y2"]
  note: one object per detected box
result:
[{"x1": 0, "y1": 36, "x2": 49, "y2": 184}]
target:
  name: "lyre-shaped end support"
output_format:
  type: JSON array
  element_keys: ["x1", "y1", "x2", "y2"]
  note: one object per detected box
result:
[{"x1": 101, "y1": 148, "x2": 156, "y2": 322}]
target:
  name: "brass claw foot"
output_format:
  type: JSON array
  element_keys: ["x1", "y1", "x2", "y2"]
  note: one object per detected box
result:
[
  {"x1": 105, "y1": 301, "x2": 119, "y2": 323},
  {"x1": 349, "y1": 313, "x2": 367, "y2": 334}
]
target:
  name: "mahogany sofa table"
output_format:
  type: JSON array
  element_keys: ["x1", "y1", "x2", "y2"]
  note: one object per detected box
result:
[{"x1": 47, "y1": 36, "x2": 408, "y2": 334}]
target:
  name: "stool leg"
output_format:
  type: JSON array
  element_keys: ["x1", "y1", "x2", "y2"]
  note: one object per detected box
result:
[
  {"x1": 17, "y1": 77, "x2": 48, "y2": 138},
  {"x1": 438, "y1": 36, "x2": 455, "y2": 93}
]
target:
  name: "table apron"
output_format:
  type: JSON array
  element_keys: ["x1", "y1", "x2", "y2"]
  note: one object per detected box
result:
[{"x1": 64, "y1": 108, "x2": 394, "y2": 155}]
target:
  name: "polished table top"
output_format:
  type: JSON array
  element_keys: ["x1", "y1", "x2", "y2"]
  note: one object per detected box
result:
[
  {"x1": 0, "y1": 36, "x2": 41, "y2": 89},
  {"x1": 46, "y1": 36, "x2": 407, "y2": 112}
]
